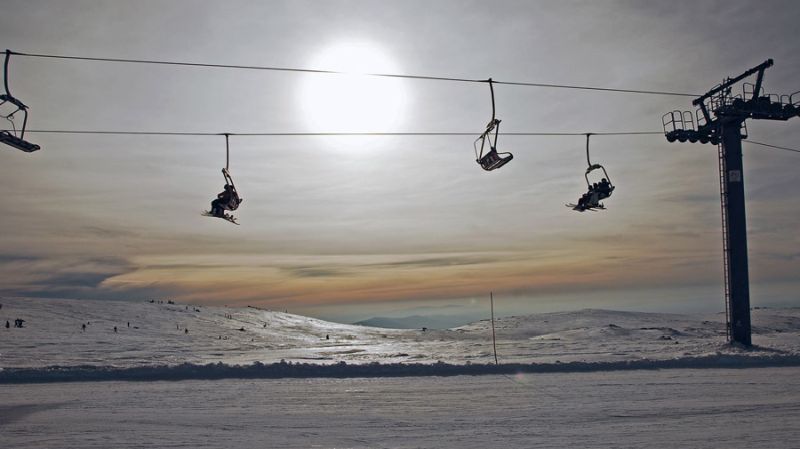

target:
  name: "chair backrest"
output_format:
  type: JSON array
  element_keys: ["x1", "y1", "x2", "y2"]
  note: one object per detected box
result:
[
  {"x1": 597, "y1": 184, "x2": 614, "y2": 201},
  {"x1": 220, "y1": 168, "x2": 241, "y2": 210},
  {"x1": 225, "y1": 193, "x2": 241, "y2": 211}
]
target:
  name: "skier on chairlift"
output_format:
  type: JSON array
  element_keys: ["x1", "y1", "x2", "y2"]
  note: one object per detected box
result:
[
  {"x1": 576, "y1": 186, "x2": 599, "y2": 211},
  {"x1": 597, "y1": 178, "x2": 612, "y2": 197},
  {"x1": 210, "y1": 184, "x2": 237, "y2": 218}
]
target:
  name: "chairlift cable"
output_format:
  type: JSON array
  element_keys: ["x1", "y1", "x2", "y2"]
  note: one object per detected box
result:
[
  {"x1": 491, "y1": 80, "x2": 699, "y2": 97},
  {"x1": 747, "y1": 140, "x2": 800, "y2": 154},
  {"x1": 6, "y1": 128, "x2": 799, "y2": 155},
  {"x1": 3, "y1": 129, "x2": 666, "y2": 137},
  {"x1": 8, "y1": 50, "x2": 699, "y2": 97}
]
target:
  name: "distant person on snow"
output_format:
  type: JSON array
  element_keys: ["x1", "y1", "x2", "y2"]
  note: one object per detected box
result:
[
  {"x1": 82, "y1": 323, "x2": 86, "y2": 332},
  {"x1": 114, "y1": 326, "x2": 118, "y2": 333},
  {"x1": 5, "y1": 320, "x2": 9, "y2": 329}
]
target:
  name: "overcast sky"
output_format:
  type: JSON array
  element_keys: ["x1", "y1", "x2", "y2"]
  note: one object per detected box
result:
[{"x1": 1, "y1": 0, "x2": 798, "y2": 323}]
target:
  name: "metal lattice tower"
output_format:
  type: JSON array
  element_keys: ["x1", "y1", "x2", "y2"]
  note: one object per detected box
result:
[{"x1": 662, "y1": 59, "x2": 799, "y2": 345}]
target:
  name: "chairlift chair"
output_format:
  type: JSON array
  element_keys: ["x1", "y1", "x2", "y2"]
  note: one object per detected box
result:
[
  {"x1": 569, "y1": 134, "x2": 615, "y2": 212},
  {"x1": 219, "y1": 134, "x2": 243, "y2": 212},
  {"x1": 474, "y1": 79, "x2": 512, "y2": 171},
  {"x1": 205, "y1": 134, "x2": 244, "y2": 224},
  {"x1": 0, "y1": 50, "x2": 40, "y2": 152},
  {"x1": 585, "y1": 163, "x2": 614, "y2": 200},
  {"x1": 221, "y1": 167, "x2": 242, "y2": 211}
]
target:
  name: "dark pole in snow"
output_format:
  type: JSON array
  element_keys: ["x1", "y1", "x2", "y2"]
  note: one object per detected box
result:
[{"x1": 490, "y1": 292, "x2": 498, "y2": 365}]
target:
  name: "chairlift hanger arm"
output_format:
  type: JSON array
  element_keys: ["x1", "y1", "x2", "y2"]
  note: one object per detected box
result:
[
  {"x1": 475, "y1": 78, "x2": 501, "y2": 159},
  {"x1": 584, "y1": 133, "x2": 602, "y2": 171},
  {"x1": 222, "y1": 168, "x2": 236, "y2": 188},
  {"x1": 490, "y1": 118, "x2": 500, "y2": 149},
  {"x1": 486, "y1": 79, "x2": 502, "y2": 149},
  {"x1": 3, "y1": 50, "x2": 11, "y2": 98},
  {"x1": 2, "y1": 50, "x2": 27, "y2": 110},
  {"x1": 489, "y1": 78, "x2": 495, "y2": 123},
  {"x1": 19, "y1": 108, "x2": 29, "y2": 140},
  {"x1": 692, "y1": 59, "x2": 773, "y2": 106},
  {"x1": 478, "y1": 79, "x2": 500, "y2": 140},
  {"x1": 223, "y1": 133, "x2": 230, "y2": 171},
  {"x1": 585, "y1": 133, "x2": 592, "y2": 167}
]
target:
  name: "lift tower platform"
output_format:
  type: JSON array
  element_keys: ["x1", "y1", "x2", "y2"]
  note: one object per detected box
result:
[{"x1": 662, "y1": 60, "x2": 799, "y2": 345}]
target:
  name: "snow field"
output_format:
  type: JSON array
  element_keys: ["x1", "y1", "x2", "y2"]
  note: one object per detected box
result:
[{"x1": 2, "y1": 368, "x2": 799, "y2": 448}]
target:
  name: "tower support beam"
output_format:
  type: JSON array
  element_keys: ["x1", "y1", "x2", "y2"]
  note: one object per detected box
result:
[{"x1": 721, "y1": 122, "x2": 751, "y2": 345}]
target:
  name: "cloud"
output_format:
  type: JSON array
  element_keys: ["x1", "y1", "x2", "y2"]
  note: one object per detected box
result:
[
  {"x1": 281, "y1": 266, "x2": 351, "y2": 278},
  {"x1": 362, "y1": 255, "x2": 500, "y2": 269},
  {"x1": 0, "y1": 254, "x2": 38, "y2": 264},
  {"x1": 77, "y1": 226, "x2": 141, "y2": 240},
  {"x1": 40, "y1": 271, "x2": 119, "y2": 289},
  {"x1": 0, "y1": 253, "x2": 169, "y2": 300}
]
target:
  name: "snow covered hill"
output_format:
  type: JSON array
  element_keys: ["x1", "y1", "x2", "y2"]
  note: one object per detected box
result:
[
  {"x1": 354, "y1": 314, "x2": 468, "y2": 329},
  {"x1": 1, "y1": 297, "x2": 799, "y2": 377}
]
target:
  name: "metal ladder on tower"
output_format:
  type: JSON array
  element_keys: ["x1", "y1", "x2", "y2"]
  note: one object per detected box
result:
[{"x1": 717, "y1": 141, "x2": 732, "y2": 340}]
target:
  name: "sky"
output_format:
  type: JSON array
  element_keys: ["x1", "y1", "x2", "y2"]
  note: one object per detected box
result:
[{"x1": 0, "y1": 0, "x2": 798, "y2": 324}]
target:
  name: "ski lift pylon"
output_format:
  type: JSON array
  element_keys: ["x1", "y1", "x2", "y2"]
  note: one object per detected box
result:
[
  {"x1": 474, "y1": 78, "x2": 512, "y2": 171},
  {"x1": 0, "y1": 50, "x2": 40, "y2": 152}
]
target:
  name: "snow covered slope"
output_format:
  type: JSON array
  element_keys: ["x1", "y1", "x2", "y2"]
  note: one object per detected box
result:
[
  {"x1": 5, "y1": 368, "x2": 800, "y2": 449},
  {"x1": 1, "y1": 297, "x2": 799, "y2": 372}
]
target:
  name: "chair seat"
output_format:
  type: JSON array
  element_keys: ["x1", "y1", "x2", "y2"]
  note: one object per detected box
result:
[
  {"x1": 0, "y1": 131, "x2": 40, "y2": 152},
  {"x1": 477, "y1": 148, "x2": 513, "y2": 171}
]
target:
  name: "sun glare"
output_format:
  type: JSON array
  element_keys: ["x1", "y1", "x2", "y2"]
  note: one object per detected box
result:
[{"x1": 298, "y1": 42, "x2": 407, "y2": 132}]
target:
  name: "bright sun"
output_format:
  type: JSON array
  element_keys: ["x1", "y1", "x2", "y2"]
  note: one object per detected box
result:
[{"x1": 298, "y1": 42, "x2": 407, "y2": 132}]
